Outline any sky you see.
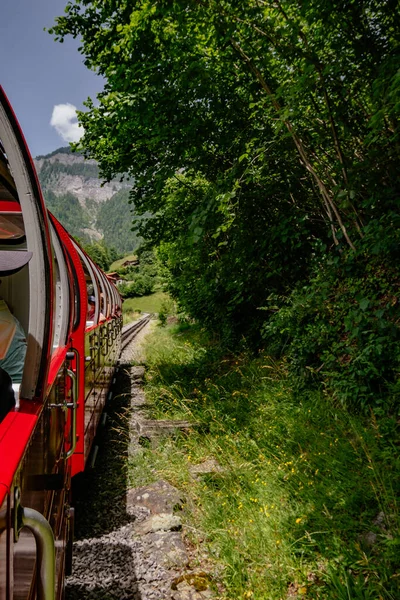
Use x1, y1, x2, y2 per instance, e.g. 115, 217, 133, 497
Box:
0, 0, 103, 157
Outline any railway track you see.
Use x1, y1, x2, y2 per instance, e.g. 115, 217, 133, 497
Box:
120, 314, 151, 354
67, 315, 208, 600
67, 319, 181, 600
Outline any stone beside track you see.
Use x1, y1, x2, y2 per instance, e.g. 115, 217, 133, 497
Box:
66, 323, 213, 600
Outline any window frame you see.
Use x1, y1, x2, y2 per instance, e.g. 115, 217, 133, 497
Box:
49, 221, 70, 350
73, 242, 100, 326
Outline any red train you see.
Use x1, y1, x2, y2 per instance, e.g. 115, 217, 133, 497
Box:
0, 87, 122, 599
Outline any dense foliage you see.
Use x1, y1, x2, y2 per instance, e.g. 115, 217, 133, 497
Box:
116, 250, 161, 297
39, 159, 99, 182
82, 239, 120, 271
51, 1, 400, 409
35, 146, 74, 160
263, 221, 400, 410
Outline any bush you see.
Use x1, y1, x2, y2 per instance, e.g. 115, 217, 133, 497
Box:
158, 297, 175, 326
118, 274, 154, 298
262, 227, 400, 412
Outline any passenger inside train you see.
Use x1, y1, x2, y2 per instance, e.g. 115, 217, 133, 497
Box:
87, 295, 96, 321
87, 293, 106, 324
99, 292, 106, 322
0, 249, 32, 421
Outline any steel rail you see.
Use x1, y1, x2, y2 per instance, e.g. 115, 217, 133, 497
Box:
120, 313, 151, 354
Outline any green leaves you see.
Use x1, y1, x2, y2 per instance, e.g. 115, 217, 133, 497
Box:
359, 298, 370, 312
50, 1, 400, 400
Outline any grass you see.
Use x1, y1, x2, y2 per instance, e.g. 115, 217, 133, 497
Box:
128, 322, 400, 600
108, 253, 137, 272
122, 292, 170, 324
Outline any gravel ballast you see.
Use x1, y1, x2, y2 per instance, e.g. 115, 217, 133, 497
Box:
66, 324, 212, 600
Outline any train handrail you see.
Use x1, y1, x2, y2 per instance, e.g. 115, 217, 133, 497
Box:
101, 325, 108, 356
65, 368, 78, 459
15, 488, 55, 600
89, 331, 99, 359
110, 320, 116, 342
0, 487, 56, 600
18, 508, 56, 600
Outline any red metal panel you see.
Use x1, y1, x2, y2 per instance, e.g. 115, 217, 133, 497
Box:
0, 408, 39, 507
0, 201, 21, 212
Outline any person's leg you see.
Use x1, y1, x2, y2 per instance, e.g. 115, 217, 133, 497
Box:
0, 367, 15, 423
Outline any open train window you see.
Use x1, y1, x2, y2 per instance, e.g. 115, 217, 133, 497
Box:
0, 232, 30, 393
110, 283, 116, 315
0, 212, 26, 244
49, 223, 70, 349
106, 277, 115, 316
0, 171, 33, 396
88, 260, 108, 321
0, 141, 18, 201
99, 270, 112, 318
69, 257, 81, 332
73, 242, 100, 326
105, 275, 115, 316
1, 89, 53, 400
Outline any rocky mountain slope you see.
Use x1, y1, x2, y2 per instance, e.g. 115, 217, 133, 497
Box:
34, 146, 130, 204
34, 147, 139, 253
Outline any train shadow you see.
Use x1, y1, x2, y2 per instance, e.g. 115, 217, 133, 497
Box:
66, 540, 140, 600
66, 364, 141, 600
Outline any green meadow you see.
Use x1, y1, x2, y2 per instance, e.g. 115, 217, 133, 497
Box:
127, 323, 399, 600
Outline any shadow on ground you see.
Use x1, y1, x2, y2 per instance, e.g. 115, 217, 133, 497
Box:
66, 365, 141, 600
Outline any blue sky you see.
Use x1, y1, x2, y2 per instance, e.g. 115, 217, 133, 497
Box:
0, 0, 102, 157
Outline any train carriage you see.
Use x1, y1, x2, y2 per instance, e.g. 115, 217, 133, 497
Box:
0, 86, 122, 600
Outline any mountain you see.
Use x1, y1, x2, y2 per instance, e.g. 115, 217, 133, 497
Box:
34, 146, 129, 204
34, 147, 140, 253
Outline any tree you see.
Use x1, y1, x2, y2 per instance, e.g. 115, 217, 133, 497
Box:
50, 0, 399, 249
50, 1, 400, 400
82, 239, 119, 271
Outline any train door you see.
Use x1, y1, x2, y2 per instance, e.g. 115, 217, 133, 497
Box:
104, 275, 119, 378
71, 243, 102, 464
49, 214, 88, 477
89, 265, 109, 432
97, 270, 113, 387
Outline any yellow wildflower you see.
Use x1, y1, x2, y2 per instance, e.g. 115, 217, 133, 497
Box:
299, 587, 307, 595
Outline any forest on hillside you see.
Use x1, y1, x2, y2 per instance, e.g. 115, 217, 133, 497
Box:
38, 161, 141, 256
39, 158, 100, 182
50, 1, 400, 411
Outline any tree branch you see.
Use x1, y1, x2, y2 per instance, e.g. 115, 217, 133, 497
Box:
229, 38, 356, 250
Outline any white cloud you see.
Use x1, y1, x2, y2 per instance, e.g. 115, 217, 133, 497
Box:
50, 103, 83, 143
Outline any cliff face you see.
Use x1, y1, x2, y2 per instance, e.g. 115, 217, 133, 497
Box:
34, 147, 138, 253
34, 147, 130, 205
